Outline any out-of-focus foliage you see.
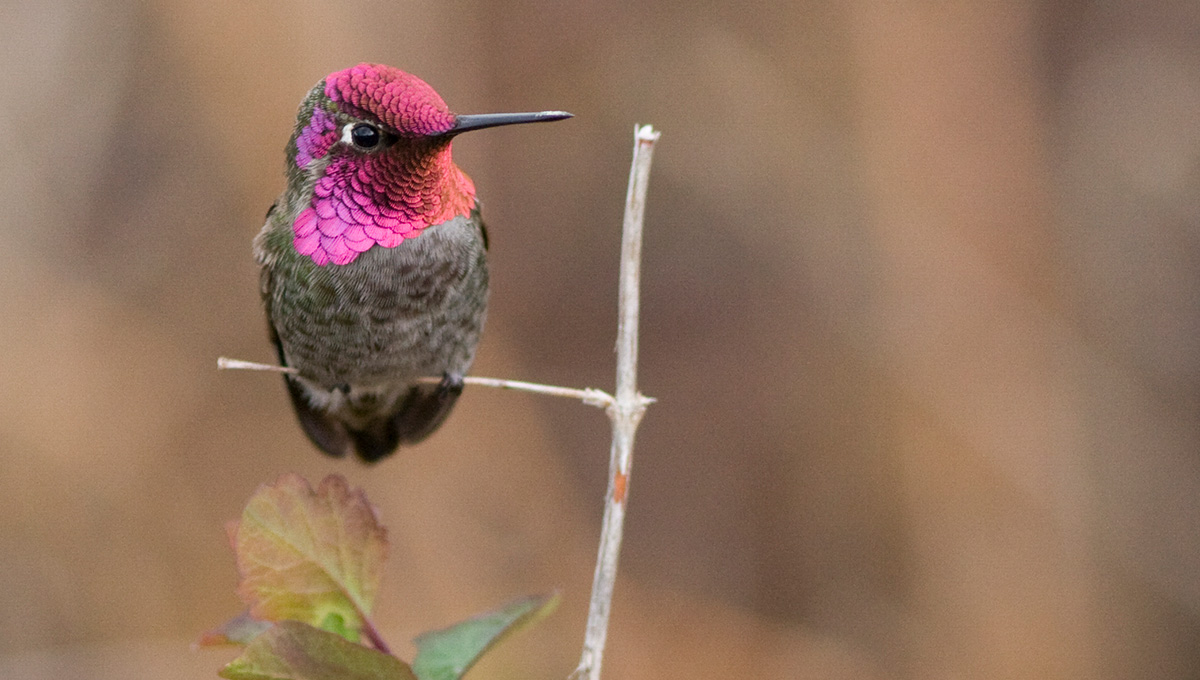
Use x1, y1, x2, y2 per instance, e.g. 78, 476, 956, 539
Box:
227, 474, 386, 643
207, 475, 551, 680
412, 593, 559, 680
220, 622, 416, 680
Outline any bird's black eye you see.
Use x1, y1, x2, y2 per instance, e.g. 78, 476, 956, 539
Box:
350, 123, 381, 149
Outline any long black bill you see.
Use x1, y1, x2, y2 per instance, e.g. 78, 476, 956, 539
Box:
449, 110, 573, 135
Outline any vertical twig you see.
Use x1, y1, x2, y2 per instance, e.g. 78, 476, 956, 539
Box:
571, 124, 660, 680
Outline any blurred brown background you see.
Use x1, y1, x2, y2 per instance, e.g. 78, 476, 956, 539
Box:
2, 1, 1199, 678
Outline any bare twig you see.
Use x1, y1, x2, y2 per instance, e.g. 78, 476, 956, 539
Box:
217, 357, 298, 374
571, 124, 659, 680
217, 357, 618, 407
416, 376, 615, 408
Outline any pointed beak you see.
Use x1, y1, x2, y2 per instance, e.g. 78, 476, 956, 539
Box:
448, 110, 573, 135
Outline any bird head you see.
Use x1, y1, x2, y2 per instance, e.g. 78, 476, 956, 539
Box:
282, 63, 570, 266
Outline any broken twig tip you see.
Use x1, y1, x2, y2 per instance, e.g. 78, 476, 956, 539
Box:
634, 124, 660, 142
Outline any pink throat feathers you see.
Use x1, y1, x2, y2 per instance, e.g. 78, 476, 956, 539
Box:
289, 64, 476, 266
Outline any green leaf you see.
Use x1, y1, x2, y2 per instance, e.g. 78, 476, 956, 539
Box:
228, 474, 388, 642
412, 593, 560, 680
220, 621, 416, 680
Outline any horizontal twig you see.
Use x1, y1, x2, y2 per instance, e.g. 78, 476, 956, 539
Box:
216, 356, 637, 409
414, 375, 616, 408
217, 357, 298, 374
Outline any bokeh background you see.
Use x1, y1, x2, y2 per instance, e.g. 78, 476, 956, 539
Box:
3, 1, 1200, 678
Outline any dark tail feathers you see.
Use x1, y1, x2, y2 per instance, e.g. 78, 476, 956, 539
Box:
283, 376, 463, 463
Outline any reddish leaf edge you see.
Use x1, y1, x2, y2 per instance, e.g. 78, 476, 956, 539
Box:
201, 474, 558, 678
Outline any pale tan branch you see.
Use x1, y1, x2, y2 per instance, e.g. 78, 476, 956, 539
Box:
415, 376, 616, 408
571, 123, 660, 680
217, 357, 625, 408
217, 357, 298, 374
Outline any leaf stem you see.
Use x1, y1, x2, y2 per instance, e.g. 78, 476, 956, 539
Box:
359, 614, 392, 656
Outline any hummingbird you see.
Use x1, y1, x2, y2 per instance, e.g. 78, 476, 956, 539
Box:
254, 63, 571, 462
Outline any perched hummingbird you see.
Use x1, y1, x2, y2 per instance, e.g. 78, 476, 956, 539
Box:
255, 63, 570, 462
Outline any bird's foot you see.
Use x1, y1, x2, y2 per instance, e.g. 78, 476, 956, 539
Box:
438, 372, 464, 399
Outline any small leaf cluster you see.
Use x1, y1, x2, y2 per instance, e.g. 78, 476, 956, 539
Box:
200, 474, 557, 680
